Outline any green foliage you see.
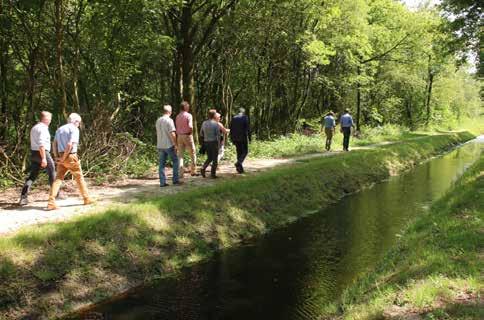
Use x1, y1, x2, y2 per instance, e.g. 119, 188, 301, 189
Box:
0, 0, 480, 186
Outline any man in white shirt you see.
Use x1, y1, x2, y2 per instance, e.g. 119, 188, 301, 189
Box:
156, 105, 181, 186
19, 111, 55, 206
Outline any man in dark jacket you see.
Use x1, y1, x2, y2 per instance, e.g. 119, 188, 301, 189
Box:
229, 108, 250, 173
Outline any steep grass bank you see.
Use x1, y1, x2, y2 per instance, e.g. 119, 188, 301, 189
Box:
323, 152, 483, 319
0, 132, 474, 319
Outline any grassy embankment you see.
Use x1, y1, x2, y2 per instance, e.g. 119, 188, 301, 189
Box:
0, 131, 475, 319
322, 152, 483, 319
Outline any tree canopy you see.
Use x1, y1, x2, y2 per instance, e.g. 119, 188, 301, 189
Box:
0, 0, 481, 182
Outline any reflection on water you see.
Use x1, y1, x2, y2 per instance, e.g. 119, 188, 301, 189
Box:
74, 139, 482, 320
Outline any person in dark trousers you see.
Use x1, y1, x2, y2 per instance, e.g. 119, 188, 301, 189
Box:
19, 111, 56, 206
229, 108, 250, 173
200, 109, 227, 178
340, 109, 355, 151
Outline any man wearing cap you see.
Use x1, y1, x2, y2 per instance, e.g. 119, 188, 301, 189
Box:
175, 101, 197, 178
47, 113, 93, 210
229, 108, 250, 173
19, 111, 56, 206
156, 105, 181, 187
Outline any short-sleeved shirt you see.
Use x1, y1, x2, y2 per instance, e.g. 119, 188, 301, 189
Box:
323, 115, 336, 128
340, 113, 354, 128
200, 120, 220, 142
55, 123, 80, 153
30, 123, 51, 152
156, 115, 176, 149
175, 111, 193, 135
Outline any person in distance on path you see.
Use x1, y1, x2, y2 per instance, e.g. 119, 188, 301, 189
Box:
340, 109, 355, 152
46, 113, 94, 210
323, 111, 336, 151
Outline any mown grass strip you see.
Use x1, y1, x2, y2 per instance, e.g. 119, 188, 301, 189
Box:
0, 131, 474, 319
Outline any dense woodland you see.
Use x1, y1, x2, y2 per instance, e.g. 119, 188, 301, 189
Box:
0, 0, 481, 185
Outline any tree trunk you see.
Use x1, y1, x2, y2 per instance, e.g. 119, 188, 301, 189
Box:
179, 4, 198, 142
424, 56, 434, 126
356, 66, 361, 132
0, 0, 8, 139
55, 0, 67, 119
72, 0, 84, 112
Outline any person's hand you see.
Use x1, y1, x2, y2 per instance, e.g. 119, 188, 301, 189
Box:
40, 158, 47, 168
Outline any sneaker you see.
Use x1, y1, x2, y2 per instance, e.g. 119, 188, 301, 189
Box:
200, 168, 206, 178
46, 204, 59, 211
19, 197, 28, 206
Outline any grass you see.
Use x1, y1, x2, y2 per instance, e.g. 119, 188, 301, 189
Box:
0, 131, 475, 319
322, 153, 483, 319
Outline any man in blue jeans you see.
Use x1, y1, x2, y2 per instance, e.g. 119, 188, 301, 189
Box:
156, 105, 181, 187
340, 109, 355, 151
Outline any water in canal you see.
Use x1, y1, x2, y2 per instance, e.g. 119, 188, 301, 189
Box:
75, 138, 482, 320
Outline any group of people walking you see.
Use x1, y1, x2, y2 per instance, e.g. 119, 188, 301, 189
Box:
19, 104, 352, 207
156, 102, 250, 186
19, 111, 93, 210
322, 109, 355, 152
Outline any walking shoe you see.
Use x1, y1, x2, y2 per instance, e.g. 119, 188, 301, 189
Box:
19, 197, 28, 207
160, 183, 169, 188
200, 168, 206, 178
210, 175, 218, 179
46, 204, 59, 211
83, 198, 96, 205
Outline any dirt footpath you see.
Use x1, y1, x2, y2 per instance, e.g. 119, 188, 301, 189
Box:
0, 152, 343, 236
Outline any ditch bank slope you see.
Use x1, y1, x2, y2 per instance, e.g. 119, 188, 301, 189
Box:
327, 145, 483, 320
0, 132, 474, 319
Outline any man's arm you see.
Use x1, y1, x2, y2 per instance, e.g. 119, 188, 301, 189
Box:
52, 140, 59, 159
39, 146, 47, 168
187, 114, 193, 134
60, 142, 73, 162
170, 131, 177, 149
245, 116, 251, 142
218, 122, 229, 134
